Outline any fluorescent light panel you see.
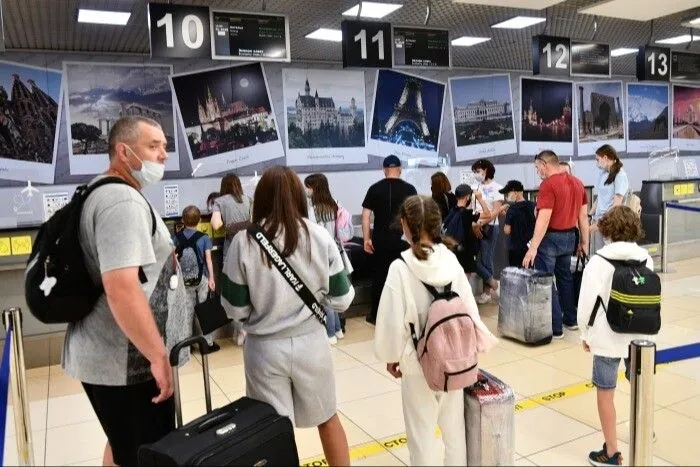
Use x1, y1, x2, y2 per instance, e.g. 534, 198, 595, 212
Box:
690, 16, 700, 24
77, 9, 131, 25
343, 2, 403, 19
451, 36, 491, 46
492, 16, 546, 29
655, 34, 700, 45
306, 28, 343, 42
610, 47, 638, 57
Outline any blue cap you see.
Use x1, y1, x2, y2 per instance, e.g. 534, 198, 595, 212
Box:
383, 155, 401, 168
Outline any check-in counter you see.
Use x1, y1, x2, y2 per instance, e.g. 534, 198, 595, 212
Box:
640, 178, 700, 244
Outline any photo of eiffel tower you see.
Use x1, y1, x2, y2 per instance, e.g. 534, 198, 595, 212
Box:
371, 70, 445, 154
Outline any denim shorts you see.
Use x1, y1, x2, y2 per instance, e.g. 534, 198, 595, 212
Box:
592, 356, 631, 389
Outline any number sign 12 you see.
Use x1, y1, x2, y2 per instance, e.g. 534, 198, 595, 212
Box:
533, 35, 570, 77
148, 3, 211, 59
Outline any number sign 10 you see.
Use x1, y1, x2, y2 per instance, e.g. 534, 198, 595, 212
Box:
156, 13, 205, 50
354, 29, 385, 60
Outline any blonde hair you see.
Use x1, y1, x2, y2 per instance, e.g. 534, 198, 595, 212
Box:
399, 195, 455, 260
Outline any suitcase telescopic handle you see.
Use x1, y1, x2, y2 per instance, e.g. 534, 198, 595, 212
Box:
170, 336, 213, 428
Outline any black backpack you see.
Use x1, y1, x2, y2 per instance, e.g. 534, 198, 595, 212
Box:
25, 177, 156, 324
175, 231, 205, 287
588, 256, 661, 334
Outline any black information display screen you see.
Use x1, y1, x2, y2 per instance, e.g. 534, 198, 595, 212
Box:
570, 41, 610, 77
210, 10, 290, 62
392, 26, 450, 68
671, 51, 700, 82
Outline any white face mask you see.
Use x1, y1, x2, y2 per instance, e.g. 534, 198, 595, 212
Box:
126, 145, 164, 187
474, 172, 485, 183
305, 188, 313, 199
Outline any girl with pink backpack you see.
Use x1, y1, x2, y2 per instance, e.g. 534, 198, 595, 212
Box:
374, 195, 497, 466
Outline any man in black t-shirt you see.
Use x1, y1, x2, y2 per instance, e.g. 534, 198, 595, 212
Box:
499, 180, 536, 267
361, 155, 417, 324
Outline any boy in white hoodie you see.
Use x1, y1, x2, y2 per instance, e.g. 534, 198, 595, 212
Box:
577, 206, 656, 466
374, 195, 498, 466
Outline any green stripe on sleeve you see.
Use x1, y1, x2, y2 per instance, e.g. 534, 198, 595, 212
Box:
329, 271, 351, 297
221, 274, 251, 307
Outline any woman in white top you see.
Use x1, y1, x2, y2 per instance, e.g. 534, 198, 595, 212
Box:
471, 159, 504, 304
374, 195, 497, 466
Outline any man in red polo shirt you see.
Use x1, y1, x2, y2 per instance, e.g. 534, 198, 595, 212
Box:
523, 150, 589, 339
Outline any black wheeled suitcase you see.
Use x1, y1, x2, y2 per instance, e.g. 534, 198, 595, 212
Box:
138, 336, 299, 466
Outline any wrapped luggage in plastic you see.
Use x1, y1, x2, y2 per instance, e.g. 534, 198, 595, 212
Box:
498, 267, 553, 345
464, 370, 515, 466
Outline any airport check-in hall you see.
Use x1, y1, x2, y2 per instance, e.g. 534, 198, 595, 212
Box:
0, 0, 699, 466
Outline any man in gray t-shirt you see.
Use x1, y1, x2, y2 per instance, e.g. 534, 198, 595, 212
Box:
62, 116, 191, 466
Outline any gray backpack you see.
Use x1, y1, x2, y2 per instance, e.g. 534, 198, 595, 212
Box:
175, 231, 204, 287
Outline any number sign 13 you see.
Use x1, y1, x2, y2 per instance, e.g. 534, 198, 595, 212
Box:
342, 20, 392, 68
636, 46, 670, 82
532, 35, 571, 77
148, 3, 211, 59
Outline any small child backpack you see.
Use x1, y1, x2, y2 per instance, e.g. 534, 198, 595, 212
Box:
588, 256, 661, 334
335, 203, 354, 243
405, 265, 479, 391
175, 231, 205, 287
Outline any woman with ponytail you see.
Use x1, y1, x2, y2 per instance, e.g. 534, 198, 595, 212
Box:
590, 144, 630, 253
373, 195, 497, 466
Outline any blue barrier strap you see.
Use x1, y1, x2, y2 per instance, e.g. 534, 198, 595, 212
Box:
666, 203, 700, 214
0, 322, 13, 466
657, 342, 700, 364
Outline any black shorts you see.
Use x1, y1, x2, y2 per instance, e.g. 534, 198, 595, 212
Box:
82, 379, 175, 466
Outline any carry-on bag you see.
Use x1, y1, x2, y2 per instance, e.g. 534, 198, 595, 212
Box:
498, 267, 554, 345
464, 370, 515, 466
138, 336, 299, 466
571, 254, 587, 310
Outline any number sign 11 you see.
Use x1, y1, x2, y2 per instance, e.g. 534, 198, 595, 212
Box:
341, 20, 392, 68
148, 3, 211, 59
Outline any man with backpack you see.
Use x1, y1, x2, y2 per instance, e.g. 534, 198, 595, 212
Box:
174, 205, 218, 352
60, 116, 192, 466
443, 184, 491, 275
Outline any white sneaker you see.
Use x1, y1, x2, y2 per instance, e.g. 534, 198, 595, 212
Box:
476, 293, 492, 304
236, 330, 247, 346
329, 336, 338, 345
564, 324, 579, 331
335, 330, 345, 340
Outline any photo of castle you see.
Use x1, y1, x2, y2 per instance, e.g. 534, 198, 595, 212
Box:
172, 63, 279, 161
0, 62, 61, 165
521, 78, 573, 143
65, 63, 177, 162
283, 68, 365, 151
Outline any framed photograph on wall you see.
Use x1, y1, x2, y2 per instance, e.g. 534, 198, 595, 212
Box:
575, 80, 625, 156
282, 68, 367, 167
0, 60, 63, 184
671, 84, 700, 152
519, 77, 574, 156
448, 74, 516, 162
64, 62, 180, 175
170, 62, 284, 177
626, 82, 669, 154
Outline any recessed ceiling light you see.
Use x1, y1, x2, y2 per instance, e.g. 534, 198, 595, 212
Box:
77, 9, 131, 26
343, 2, 403, 19
690, 16, 700, 24
610, 47, 638, 57
451, 36, 491, 47
306, 28, 343, 42
491, 16, 546, 29
655, 34, 700, 45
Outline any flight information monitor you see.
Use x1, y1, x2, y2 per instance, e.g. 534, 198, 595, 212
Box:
210, 10, 290, 62
392, 26, 450, 68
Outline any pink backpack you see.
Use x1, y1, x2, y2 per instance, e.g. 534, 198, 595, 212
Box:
410, 281, 479, 392
335, 204, 354, 243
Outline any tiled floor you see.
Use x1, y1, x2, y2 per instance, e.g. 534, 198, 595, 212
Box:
4, 257, 700, 466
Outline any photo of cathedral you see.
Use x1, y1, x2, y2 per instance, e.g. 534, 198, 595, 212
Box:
283, 68, 366, 154
521, 78, 573, 143
172, 63, 279, 161
0, 61, 62, 166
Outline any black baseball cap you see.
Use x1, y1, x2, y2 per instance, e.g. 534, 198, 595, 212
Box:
383, 155, 401, 168
455, 184, 473, 198
499, 180, 525, 195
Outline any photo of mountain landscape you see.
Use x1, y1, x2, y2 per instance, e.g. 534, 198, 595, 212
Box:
626, 83, 669, 153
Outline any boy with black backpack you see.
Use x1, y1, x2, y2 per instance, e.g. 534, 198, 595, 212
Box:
577, 206, 660, 466
443, 184, 491, 275
174, 206, 218, 352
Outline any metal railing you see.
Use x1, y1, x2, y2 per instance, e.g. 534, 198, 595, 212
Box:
628, 340, 655, 466
2, 308, 34, 466
660, 202, 700, 273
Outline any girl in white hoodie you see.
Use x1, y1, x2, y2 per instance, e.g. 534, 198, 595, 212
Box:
577, 206, 655, 467
374, 195, 498, 466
